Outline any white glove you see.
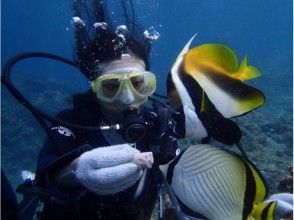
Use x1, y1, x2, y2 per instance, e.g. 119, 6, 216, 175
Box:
75, 143, 153, 195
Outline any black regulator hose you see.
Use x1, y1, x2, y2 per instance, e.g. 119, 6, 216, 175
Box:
1, 52, 103, 132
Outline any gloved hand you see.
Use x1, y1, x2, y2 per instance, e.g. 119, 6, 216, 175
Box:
75, 143, 154, 195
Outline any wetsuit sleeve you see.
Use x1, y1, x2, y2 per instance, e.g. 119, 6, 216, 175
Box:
36, 110, 93, 201
37, 110, 82, 172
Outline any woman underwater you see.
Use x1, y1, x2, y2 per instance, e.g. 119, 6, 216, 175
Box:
36, 1, 181, 219
3, 0, 293, 220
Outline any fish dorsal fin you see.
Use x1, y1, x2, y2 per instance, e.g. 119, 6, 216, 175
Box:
172, 34, 198, 73
183, 44, 239, 74
167, 35, 198, 110
177, 33, 198, 61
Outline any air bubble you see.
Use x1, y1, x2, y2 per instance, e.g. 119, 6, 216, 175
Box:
115, 25, 128, 35
93, 22, 108, 30
121, 53, 131, 60
117, 34, 126, 43
143, 26, 160, 41
71, 17, 86, 27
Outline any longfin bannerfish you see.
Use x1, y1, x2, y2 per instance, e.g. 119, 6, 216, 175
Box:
160, 144, 276, 220
167, 35, 265, 143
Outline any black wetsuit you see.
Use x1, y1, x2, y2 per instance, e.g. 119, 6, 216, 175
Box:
35, 91, 181, 220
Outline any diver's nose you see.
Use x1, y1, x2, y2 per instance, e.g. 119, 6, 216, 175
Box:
119, 88, 135, 104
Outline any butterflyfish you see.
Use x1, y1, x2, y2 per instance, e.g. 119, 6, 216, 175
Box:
160, 144, 277, 220
167, 35, 265, 145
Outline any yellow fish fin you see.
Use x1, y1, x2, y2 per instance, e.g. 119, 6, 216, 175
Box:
250, 201, 277, 220
183, 43, 239, 74
234, 54, 261, 81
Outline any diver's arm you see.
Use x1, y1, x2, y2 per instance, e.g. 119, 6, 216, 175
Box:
54, 159, 81, 188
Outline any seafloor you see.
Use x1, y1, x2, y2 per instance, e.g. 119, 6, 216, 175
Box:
2, 74, 293, 217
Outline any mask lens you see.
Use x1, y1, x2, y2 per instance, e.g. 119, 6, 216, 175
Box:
129, 72, 156, 96
130, 75, 145, 93
101, 78, 120, 98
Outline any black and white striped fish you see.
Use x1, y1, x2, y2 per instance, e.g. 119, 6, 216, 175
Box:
166, 35, 265, 145
160, 144, 277, 220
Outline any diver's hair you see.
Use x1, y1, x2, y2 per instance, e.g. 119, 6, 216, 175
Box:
73, 0, 151, 80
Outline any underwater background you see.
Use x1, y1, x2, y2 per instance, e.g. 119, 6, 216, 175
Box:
1, 0, 293, 204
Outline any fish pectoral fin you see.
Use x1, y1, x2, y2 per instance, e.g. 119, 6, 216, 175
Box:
234, 54, 261, 81
200, 90, 207, 113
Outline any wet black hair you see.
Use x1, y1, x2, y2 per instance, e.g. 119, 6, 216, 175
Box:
73, 0, 151, 80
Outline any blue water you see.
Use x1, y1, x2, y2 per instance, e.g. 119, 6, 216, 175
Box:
2, 0, 293, 200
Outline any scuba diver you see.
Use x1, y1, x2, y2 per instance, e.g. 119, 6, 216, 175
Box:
34, 1, 181, 219
3, 0, 293, 220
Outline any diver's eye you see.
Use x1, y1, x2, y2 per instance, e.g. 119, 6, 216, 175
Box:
130, 76, 145, 93
101, 79, 120, 97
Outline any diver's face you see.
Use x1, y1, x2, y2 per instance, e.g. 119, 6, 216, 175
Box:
91, 56, 153, 112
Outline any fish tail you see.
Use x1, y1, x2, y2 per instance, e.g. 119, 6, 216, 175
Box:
237, 54, 261, 81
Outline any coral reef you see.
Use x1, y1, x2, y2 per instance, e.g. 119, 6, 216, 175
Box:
277, 166, 293, 193
1, 73, 75, 195
233, 94, 293, 193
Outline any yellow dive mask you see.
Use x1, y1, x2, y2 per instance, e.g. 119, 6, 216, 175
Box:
91, 71, 156, 104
